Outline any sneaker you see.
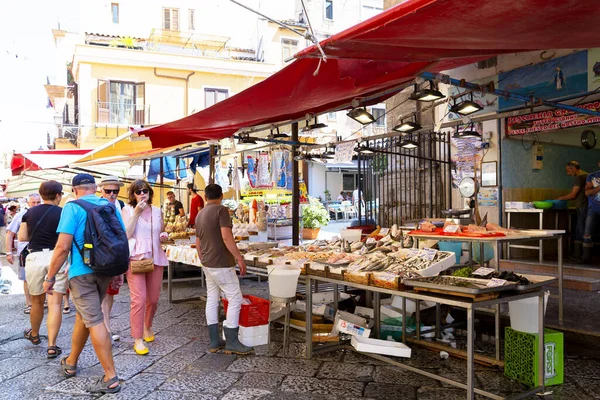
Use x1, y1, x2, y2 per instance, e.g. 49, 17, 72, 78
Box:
112, 334, 120, 342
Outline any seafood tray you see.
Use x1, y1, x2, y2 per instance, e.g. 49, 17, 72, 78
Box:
404, 276, 519, 296
343, 270, 371, 286
312, 258, 352, 267
307, 263, 329, 278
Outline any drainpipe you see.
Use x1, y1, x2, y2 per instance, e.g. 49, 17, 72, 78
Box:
153, 68, 195, 116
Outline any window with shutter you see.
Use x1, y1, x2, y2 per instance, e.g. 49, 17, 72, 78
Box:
325, 0, 333, 20
163, 8, 179, 31
281, 39, 298, 63
205, 88, 229, 109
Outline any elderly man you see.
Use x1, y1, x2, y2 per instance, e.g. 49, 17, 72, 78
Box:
556, 161, 588, 259
43, 174, 122, 394
5, 193, 41, 313
98, 176, 125, 342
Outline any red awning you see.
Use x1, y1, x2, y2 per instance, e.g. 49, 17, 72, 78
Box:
11, 149, 92, 175
140, 0, 600, 149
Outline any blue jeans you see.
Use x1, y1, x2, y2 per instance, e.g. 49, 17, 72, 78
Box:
575, 206, 588, 242
583, 209, 600, 242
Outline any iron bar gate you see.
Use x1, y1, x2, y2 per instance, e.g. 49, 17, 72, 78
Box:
358, 131, 451, 227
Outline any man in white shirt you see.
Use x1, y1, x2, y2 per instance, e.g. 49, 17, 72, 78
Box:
5, 193, 41, 313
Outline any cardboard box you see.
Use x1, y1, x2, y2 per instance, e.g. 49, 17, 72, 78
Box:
351, 336, 411, 358
334, 311, 371, 338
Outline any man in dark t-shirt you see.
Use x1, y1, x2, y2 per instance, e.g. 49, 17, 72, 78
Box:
557, 161, 588, 258
164, 191, 184, 225
195, 184, 253, 355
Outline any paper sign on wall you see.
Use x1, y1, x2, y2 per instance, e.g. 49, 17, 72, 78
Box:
334, 141, 356, 164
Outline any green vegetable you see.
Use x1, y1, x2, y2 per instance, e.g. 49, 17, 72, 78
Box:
452, 267, 473, 278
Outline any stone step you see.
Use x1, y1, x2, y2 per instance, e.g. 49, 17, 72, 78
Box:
500, 267, 600, 291
500, 259, 600, 280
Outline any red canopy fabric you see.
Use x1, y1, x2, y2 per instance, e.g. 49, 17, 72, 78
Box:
11, 149, 92, 175
140, 0, 600, 149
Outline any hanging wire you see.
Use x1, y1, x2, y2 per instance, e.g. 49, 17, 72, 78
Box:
300, 0, 327, 74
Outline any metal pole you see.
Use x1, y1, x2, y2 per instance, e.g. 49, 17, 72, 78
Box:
558, 235, 563, 325
467, 306, 475, 400
292, 122, 300, 245
357, 150, 362, 224
160, 157, 165, 207
209, 145, 215, 184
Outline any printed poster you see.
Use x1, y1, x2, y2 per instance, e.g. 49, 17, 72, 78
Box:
477, 188, 498, 207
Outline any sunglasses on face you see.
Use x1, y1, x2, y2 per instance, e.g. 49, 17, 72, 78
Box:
135, 188, 150, 195
103, 189, 119, 194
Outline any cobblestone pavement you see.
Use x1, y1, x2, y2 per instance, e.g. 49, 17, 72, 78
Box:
1, 261, 599, 399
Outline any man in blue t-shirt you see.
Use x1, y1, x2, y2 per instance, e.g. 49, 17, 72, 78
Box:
43, 174, 123, 394
582, 162, 600, 263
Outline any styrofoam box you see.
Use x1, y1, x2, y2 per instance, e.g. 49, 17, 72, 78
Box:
351, 336, 412, 358
505, 202, 534, 209
312, 291, 351, 304
240, 335, 269, 347
222, 324, 270, 347
393, 249, 455, 277
335, 311, 371, 338
270, 303, 296, 321
391, 296, 436, 313
354, 306, 374, 319
295, 300, 329, 317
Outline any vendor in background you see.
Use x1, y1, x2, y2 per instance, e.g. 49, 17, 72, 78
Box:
336, 191, 345, 202
187, 183, 204, 228
582, 161, 600, 263
556, 161, 588, 259
163, 191, 185, 225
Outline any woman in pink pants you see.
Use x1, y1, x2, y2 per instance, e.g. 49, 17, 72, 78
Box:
122, 180, 169, 355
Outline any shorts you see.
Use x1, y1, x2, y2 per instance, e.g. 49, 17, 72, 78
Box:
69, 274, 111, 328
25, 250, 69, 295
106, 274, 124, 295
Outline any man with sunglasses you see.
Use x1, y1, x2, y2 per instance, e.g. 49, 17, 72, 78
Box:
98, 176, 125, 342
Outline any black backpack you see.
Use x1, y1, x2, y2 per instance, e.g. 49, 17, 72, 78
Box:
72, 199, 130, 276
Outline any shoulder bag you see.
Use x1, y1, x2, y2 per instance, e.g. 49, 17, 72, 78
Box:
130, 206, 155, 274
19, 206, 56, 267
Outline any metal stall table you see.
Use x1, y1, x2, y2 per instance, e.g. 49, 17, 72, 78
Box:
304, 274, 551, 400
408, 231, 564, 326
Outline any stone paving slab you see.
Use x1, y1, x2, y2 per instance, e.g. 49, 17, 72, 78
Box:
275, 342, 344, 361
280, 375, 365, 397
316, 361, 374, 382
227, 355, 322, 376
220, 387, 274, 400
145, 349, 205, 375
183, 352, 237, 372
364, 382, 417, 399
98, 372, 169, 400
0, 365, 68, 400
144, 391, 218, 400
157, 322, 209, 338
33, 393, 97, 400
234, 372, 286, 389
0, 356, 48, 383
372, 365, 440, 387
416, 387, 466, 400
45, 376, 99, 396
159, 371, 241, 395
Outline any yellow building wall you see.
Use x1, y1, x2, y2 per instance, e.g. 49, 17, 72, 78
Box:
79, 63, 266, 149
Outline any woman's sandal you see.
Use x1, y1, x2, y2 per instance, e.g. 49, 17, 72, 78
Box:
62, 306, 71, 314
24, 328, 41, 345
24, 305, 31, 314
47, 345, 62, 359
60, 356, 77, 378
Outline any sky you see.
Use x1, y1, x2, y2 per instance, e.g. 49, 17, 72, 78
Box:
0, 0, 79, 154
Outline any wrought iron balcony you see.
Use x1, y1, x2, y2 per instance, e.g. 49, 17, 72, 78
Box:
96, 101, 147, 125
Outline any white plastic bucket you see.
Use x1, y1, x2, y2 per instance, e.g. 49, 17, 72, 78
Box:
508, 291, 550, 334
341, 229, 362, 243
267, 265, 301, 299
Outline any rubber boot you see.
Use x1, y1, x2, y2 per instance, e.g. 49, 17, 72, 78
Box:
579, 243, 593, 264
573, 242, 582, 260
208, 324, 226, 353
223, 327, 254, 355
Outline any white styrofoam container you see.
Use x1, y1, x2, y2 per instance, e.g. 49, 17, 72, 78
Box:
335, 311, 371, 338
381, 305, 402, 319
270, 303, 296, 321
239, 324, 269, 338
351, 336, 412, 358
391, 296, 436, 313
354, 306, 374, 319
240, 334, 269, 346
392, 249, 455, 277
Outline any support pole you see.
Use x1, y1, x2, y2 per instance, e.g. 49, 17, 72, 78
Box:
159, 157, 165, 207
209, 145, 215, 184
292, 122, 300, 245
357, 150, 362, 225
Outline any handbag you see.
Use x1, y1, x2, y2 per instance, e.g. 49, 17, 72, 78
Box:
130, 206, 155, 274
19, 206, 55, 267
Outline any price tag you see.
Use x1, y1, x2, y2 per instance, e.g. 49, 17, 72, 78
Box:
407, 248, 422, 258
472, 267, 495, 276
443, 224, 461, 233
422, 248, 437, 261
486, 278, 507, 287
379, 228, 390, 236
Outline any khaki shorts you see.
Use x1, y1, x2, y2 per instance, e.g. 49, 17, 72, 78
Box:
69, 274, 111, 328
25, 250, 68, 295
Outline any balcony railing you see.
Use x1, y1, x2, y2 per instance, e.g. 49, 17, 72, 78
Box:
96, 101, 147, 126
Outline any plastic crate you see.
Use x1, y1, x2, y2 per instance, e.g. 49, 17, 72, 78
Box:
222, 295, 270, 327
504, 327, 564, 387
